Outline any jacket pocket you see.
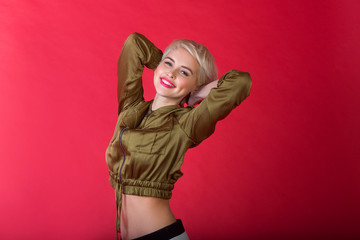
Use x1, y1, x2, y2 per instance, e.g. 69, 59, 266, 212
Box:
134, 129, 170, 154
126, 118, 173, 155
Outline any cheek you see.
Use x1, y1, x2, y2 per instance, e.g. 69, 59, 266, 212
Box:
154, 67, 159, 76
189, 77, 198, 90
154, 67, 162, 81
180, 78, 197, 91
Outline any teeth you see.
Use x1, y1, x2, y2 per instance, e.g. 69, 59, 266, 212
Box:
162, 78, 175, 87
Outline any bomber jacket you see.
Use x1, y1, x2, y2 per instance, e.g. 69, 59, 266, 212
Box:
105, 32, 252, 233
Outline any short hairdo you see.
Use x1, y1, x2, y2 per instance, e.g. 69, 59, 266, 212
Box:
162, 39, 218, 88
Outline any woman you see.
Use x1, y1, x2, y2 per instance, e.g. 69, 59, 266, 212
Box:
106, 32, 252, 240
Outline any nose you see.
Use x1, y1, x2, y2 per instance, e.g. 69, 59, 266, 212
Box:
167, 70, 176, 78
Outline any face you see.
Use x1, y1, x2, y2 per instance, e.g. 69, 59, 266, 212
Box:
154, 48, 199, 105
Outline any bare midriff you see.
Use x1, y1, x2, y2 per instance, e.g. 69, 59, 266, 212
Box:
120, 193, 176, 240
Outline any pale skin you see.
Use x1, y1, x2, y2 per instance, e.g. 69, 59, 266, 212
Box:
152, 48, 199, 111
120, 47, 217, 240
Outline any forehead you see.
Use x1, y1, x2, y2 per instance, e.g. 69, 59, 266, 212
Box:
166, 48, 199, 70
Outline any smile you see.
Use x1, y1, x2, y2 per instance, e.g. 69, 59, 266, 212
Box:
160, 77, 176, 88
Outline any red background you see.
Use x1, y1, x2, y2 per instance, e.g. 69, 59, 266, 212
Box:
1, 0, 359, 239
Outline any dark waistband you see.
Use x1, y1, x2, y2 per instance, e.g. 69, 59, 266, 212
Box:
132, 219, 185, 240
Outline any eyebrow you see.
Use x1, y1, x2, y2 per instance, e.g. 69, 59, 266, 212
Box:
165, 57, 194, 75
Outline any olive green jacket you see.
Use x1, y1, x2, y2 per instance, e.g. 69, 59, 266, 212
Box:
105, 32, 252, 233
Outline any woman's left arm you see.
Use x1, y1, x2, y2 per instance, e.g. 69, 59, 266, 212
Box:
179, 70, 252, 145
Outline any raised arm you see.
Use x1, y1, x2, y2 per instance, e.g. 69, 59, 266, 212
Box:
117, 32, 163, 114
179, 70, 252, 145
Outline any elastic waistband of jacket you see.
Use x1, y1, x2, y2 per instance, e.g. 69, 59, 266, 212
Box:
109, 171, 173, 199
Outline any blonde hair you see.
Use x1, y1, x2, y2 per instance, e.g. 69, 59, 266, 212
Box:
162, 39, 218, 88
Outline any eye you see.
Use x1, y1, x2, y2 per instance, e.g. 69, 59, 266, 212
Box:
180, 70, 189, 77
164, 61, 172, 67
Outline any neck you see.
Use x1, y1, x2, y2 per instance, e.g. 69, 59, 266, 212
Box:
152, 94, 180, 111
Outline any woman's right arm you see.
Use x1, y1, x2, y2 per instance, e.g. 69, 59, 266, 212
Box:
117, 33, 163, 114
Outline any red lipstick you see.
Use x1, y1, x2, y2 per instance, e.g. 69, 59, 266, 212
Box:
160, 77, 176, 88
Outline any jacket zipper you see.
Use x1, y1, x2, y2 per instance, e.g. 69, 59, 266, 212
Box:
140, 110, 153, 128
118, 127, 128, 192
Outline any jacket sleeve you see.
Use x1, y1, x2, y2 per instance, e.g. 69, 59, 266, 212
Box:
117, 32, 163, 114
179, 70, 252, 145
